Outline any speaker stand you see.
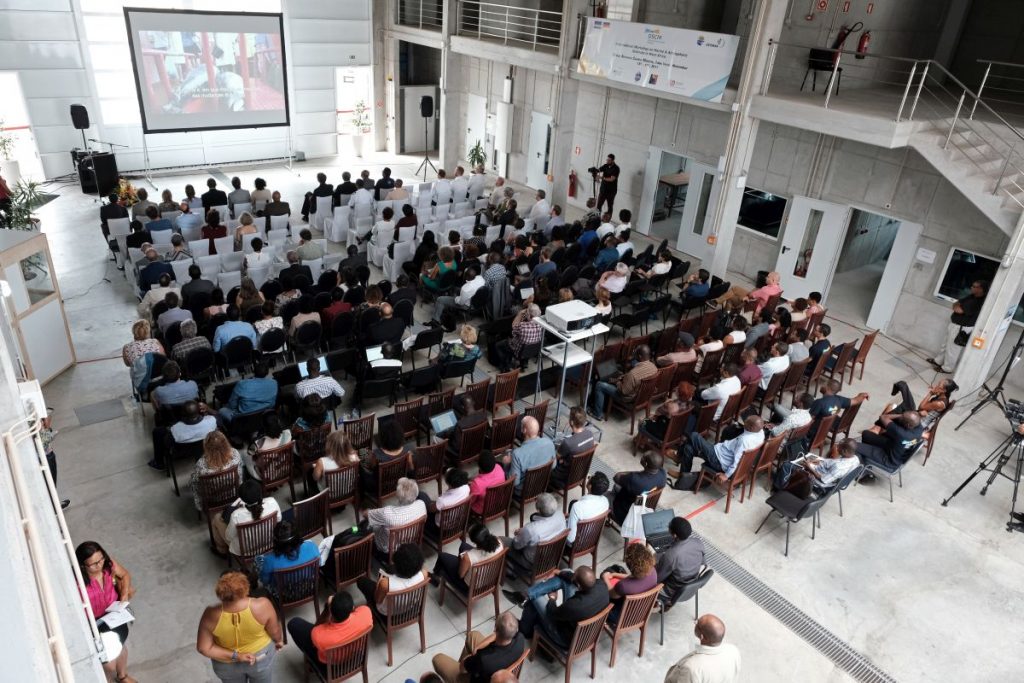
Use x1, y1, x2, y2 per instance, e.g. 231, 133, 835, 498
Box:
415, 116, 437, 181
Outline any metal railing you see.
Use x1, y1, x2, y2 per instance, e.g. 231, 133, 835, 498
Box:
395, 0, 444, 31
761, 40, 1024, 210
456, 0, 562, 52
974, 59, 1024, 117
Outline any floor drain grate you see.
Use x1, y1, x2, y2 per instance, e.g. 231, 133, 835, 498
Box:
700, 536, 898, 683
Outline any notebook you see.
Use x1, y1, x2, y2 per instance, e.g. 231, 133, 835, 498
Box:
429, 409, 458, 434
298, 355, 328, 378
641, 508, 675, 553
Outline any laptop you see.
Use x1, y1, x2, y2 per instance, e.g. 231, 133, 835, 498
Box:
595, 359, 621, 380
365, 345, 384, 363
641, 508, 676, 553
516, 262, 531, 276
298, 355, 328, 378
429, 409, 458, 435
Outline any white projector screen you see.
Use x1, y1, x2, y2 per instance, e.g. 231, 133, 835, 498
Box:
124, 8, 289, 134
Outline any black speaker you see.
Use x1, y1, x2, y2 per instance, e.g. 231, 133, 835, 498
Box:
70, 104, 90, 130
74, 151, 119, 196
420, 96, 434, 118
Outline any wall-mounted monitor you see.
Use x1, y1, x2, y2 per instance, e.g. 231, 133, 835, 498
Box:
934, 246, 1023, 323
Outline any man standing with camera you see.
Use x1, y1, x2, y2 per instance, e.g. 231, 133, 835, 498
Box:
592, 153, 620, 215
927, 279, 988, 374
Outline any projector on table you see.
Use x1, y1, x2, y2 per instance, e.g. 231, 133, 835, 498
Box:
544, 301, 600, 333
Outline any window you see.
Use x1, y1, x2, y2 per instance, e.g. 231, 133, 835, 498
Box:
737, 188, 787, 239
935, 247, 1024, 323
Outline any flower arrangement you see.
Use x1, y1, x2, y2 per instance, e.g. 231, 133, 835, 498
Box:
116, 177, 139, 206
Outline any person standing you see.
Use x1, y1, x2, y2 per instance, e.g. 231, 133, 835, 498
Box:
927, 280, 988, 374
76, 541, 137, 683
594, 153, 620, 215
197, 571, 282, 682
663, 614, 741, 683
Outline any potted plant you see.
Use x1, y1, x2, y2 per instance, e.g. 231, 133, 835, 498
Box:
351, 101, 372, 158
3, 179, 43, 231
0, 119, 20, 186
467, 139, 486, 169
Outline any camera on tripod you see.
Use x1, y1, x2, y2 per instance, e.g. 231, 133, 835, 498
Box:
1006, 399, 1024, 424
587, 166, 599, 176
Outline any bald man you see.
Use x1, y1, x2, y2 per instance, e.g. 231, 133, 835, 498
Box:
664, 614, 741, 683
431, 611, 526, 683
366, 302, 406, 346
503, 416, 555, 495
675, 415, 765, 487
489, 672, 518, 683
515, 566, 610, 651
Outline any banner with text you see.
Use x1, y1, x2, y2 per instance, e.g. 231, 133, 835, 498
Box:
578, 18, 740, 103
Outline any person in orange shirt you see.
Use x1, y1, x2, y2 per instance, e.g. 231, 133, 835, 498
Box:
287, 591, 372, 675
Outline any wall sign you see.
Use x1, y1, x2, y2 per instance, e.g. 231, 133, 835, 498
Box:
577, 18, 741, 103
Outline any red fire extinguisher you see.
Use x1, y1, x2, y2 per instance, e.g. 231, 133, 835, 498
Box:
568, 169, 578, 198
856, 30, 871, 59
830, 21, 863, 63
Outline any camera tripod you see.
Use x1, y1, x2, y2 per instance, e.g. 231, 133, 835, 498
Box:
941, 429, 1024, 533
955, 325, 1024, 431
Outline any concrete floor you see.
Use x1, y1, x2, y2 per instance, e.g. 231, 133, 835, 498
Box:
32, 152, 1024, 683
827, 261, 886, 327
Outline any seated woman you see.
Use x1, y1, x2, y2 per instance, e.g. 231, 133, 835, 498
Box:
722, 316, 748, 346
245, 412, 292, 480
188, 430, 243, 511
422, 468, 471, 538
313, 431, 360, 487
356, 542, 429, 621
405, 231, 438, 280
594, 286, 612, 318
288, 295, 320, 337
122, 319, 164, 368
360, 420, 412, 492
601, 542, 658, 624
254, 299, 284, 336
233, 212, 259, 250
202, 209, 228, 255
205, 288, 229, 320
634, 249, 672, 279
293, 394, 329, 432
235, 277, 265, 317
256, 521, 320, 591
77, 541, 137, 683
788, 297, 810, 326
634, 384, 696, 454
434, 324, 482, 368
430, 522, 503, 592
421, 246, 457, 292
875, 379, 957, 432
212, 479, 282, 556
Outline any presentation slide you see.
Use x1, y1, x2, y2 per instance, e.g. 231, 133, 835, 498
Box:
124, 8, 289, 134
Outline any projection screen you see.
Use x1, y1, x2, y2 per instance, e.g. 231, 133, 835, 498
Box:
124, 8, 289, 134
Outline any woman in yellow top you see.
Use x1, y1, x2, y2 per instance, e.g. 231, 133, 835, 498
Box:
197, 571, 283, 682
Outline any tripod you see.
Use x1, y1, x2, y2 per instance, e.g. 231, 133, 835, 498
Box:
955, 325, 1024, 431
416, 115, 437, 182
941, 428, 1024, 533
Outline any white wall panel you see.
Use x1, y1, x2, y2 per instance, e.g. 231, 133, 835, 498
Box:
295, 90, 336, 114
0, 11, 77, 39
291, 112, 337, 135
19, 70, 92, 99
33, 126, 90, 154
0, 0, 71, 11
289, 19, 372, 42
291, 43, 369, 66
26, 97, 97, 127
291, 66, 335, 90
0, 41, 83, 70
287, 0, 370, 20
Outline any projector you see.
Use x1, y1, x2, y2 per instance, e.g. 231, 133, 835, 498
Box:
544, 301, 600, 333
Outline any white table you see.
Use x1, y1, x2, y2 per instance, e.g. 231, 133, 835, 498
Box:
534, 318, 601, 437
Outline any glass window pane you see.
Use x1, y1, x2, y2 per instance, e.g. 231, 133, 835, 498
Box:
737, 188, 787, 239
84, 16, 128, 43
794, 209, 823, 278
692, 172, 714, 236
20, 251, 54, 306
93, 71, 135, 98
89, 44, 132, 71
99, 99, 141, 125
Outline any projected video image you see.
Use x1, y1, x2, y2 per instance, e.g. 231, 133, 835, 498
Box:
138, 30, 284, 114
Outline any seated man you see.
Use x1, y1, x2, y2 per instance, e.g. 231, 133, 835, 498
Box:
181, 264, 215, 304
301, 172, 333, 221
156, 291, 192, 334
144, 204, 172, 232
736, 348, 762, 387
718, 270, 782, 314
287, 591, 372, 677
566, 472, 610, 547
802, 379, 869, 438
757, 342, 791, 391
432, 611, 526, 683
295, 357, 345, 401
767, 392, 814, 452
433, 267, 486, 326
655, 517, 705, 596
171, 319, 212, 364
365, 477, 427, 560
164, 233, 192, 262
365, 303, 405, 346
150, 361, 199, 410
697, 363, 742, 423
218, 362, 278, 423
510, 566, 610, 651
279, 251, 314, 290
674, 415, 765, 488
657, 332, 698, 367
296, 229, 325, 261
550, 407, 595, 488
775, 437, 862, 497
137, 250, 175, 300
501, 416, 555, 495
609, 452, 667, 525
857, 411, 925, 474
503, 493, 566, 577
150, 399, 216, 470
806, 323, 833, 372
439, 396, 489, 453
787, 329, 810, 362
590, 344, 658, 422
212, 305, 258, 353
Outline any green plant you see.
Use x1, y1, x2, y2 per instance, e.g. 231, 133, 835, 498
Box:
467, 139, 486, 168
0, 119, 14, 161
351, 101, 371, 133
3, 180, 43, 230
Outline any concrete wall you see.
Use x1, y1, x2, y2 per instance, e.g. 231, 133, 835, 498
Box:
836, 209, 900, 273
949, 0, 1024, 92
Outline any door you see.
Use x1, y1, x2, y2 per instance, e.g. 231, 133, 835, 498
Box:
465, 94, 486, 164
526, 111, 552, 190
676, 162, 719, 261
866, 221, 922, 331
776, 197, 851, 300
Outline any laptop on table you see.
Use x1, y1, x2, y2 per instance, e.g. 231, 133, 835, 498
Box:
429, 409, 458, 435
642, 508, 676, 553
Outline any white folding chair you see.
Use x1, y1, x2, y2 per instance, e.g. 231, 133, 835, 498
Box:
220, 252, 244, 273
453, 202, 471, 219
348, 218, 372, 252
241, 233, 262, 253
253, 199, 267, 213
303, 258, 323, 276
314, 195, 333, 230
383, 239, 415, 282
485, 225, 501, 244
108, 217, 131, 268
218, 271, 242, 291
397, 226, 416, 243
432, 204, 450, 221
196, 255, 221, 281
353, 202, 373, 224
269, 214, 290, 231
151, 230, 174, 246
180, 223, 203, 242
163, 210, 182, 225
233, 202, 252, 219
474, 198, 489, 211
211, 205, 229, 221
226, 216, 240, 231
267, 229, 290, 250
170, 259, 193, 283
247, 265, 271, 289
314, 238, 328, 254
214, 236, 235, 255
188, 240, 210, 257
323, 206, 350, 243
323, 253, 343, 272
374, 200, 394, 222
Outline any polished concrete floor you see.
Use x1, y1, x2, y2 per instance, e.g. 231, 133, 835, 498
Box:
33, 152, 1024, 682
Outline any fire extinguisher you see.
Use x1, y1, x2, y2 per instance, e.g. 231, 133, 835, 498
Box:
568, 169, 578, 198
856, 30, 871, 59
830, 21, 863, 63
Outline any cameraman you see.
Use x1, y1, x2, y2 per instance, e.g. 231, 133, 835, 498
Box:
593, 154, 621, 214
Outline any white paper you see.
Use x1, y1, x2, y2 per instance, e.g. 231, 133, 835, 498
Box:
97, 603, 135, 629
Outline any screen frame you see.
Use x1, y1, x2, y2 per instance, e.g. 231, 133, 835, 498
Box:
123, 7, 290, 134
932, 245, 997, 303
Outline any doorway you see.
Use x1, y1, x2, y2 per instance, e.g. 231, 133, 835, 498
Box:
335, 66, 374, 157
397, 41, 441, 155
526, 111, 552, 192
640, 149, 719, 262
0, 72, 45, 183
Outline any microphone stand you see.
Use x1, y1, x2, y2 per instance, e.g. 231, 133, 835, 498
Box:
88, 139, 129, 153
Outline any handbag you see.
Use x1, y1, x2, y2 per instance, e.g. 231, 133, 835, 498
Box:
620, 491, 650, 542
954, 326, 969, 347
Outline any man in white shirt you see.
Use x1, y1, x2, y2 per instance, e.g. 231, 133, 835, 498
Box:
701, 364, 742, 421
528, 189, 551, 223
347, 179, 375, 211
675, 415, 765, 483
615, 209, 633, 237
664, 614, 741, 683
243, 238, 273, 272
566, 472, 610, 544
450, 166, 469, 203
757, 341, 791, 391
615, 228, 635, 257
488, 177, 506, 208
468, 164, 487, 200
596, 213, 616, 240
770, 392, 813, 439
432, 169, 452, 206
432, 266, 485, 324
366, 206, 396, 268
138, 272, 181, 319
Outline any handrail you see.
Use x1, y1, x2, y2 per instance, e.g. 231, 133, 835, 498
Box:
977, 59, 1024, 69
456, 0, 563, 51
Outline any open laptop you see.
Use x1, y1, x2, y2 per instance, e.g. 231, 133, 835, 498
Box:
429, 409, 458, 435
595, 359, 621, 380
365, 345, 384, 363
641, 508, 676, 553
298, 355, 328, 378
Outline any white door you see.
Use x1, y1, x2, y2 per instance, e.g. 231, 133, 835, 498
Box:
776, 197, 851, 300
676, 162, 719, 261
465, 94, 486, 163
526, 111, 552, 189
866, 221, 922, 331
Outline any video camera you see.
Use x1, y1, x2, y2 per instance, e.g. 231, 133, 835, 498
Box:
1005, 399, 1024, 424
587, 166, 600, 176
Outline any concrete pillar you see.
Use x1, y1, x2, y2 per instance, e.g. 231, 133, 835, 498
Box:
703, 0, 791, 277
548, 0, 589, 207
372, 0, 392, 154
953, 214, 1024, 395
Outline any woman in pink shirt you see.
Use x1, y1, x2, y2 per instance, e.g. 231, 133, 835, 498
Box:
468, 451, 507, 515
76, 541, 137, 683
